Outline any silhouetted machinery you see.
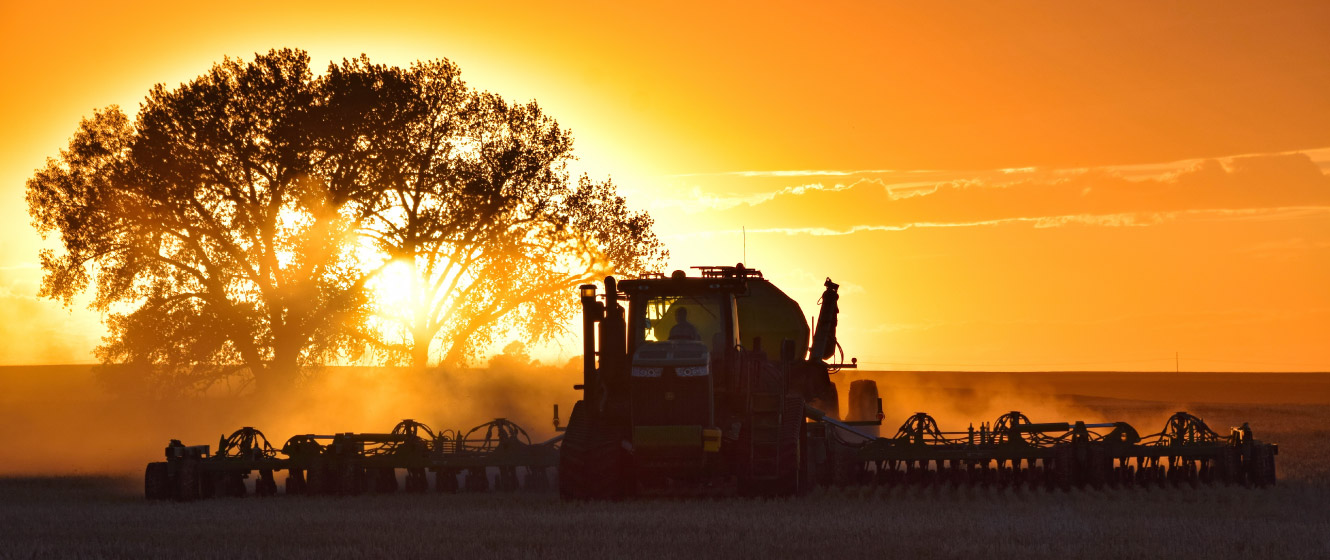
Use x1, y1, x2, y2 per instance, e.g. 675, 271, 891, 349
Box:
145, 265, 1278, 500
559, 265, 1278, 498
145, 418, 558, 500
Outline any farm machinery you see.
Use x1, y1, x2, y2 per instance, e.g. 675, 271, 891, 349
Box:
560, 265, 1278, 497
145, 265, 1279, 500
145, 418, 558, 500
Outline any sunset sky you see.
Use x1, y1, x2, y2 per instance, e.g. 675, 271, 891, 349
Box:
2, 1, 1327, 371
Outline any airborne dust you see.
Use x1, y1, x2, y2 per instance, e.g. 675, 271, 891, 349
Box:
2, 352, 1324, 476
0, 347, 579, 476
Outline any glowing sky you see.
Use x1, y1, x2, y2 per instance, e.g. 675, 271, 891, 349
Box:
2, 1, 1328, 370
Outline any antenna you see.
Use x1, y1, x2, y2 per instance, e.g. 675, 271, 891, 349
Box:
742, 226, 746, 265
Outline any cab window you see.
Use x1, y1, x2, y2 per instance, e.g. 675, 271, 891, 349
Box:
637, 295, 725, 353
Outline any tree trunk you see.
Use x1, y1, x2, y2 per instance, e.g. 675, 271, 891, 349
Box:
256, 342, 301, 398
410, 328, 432, 369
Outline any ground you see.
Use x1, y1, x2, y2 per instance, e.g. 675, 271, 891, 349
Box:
1, 371, 1327, 559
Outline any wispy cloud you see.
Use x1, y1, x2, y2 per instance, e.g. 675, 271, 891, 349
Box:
670, 146, 1330, 182
663, 206, 1330, 239
666, 169, 924, 178
659, 151, 1330, 235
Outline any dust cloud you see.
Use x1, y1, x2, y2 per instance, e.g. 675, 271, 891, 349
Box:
3, 360, 1319, 476
0, 355, 579, 476
837, 370, 1193, 437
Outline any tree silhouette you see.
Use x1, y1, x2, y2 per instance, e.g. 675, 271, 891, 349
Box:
27, 49, 665, 394
347, 60, 665, 367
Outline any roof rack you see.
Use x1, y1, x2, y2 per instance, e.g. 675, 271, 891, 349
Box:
691, 264, 763, 280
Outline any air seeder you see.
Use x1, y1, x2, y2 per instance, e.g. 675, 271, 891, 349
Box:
145, 265, 1278, 500
558, 265, 1278, 498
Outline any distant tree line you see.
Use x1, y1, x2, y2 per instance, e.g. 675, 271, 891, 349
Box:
26, 49, 665, 396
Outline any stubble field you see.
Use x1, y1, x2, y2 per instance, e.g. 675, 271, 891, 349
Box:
1, 370, 1328, 559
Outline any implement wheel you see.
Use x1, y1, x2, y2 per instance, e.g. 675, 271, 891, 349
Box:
464, 467, 490, 492
307, 463, 334, 495
285, 470, 307, 495
524, 467, 550, 492
145, 462, 170, 500
174, 459, 201, 501
405, 468, 428, 493
1250, 445, 1276, 487
558, 400, 630, 500
1052, 446, 1075, 492
497, 467, 520, 492
221, 473, 247, 497
370, 468, 398, 494
435, 469, 459, 493
256, 470, 278, 497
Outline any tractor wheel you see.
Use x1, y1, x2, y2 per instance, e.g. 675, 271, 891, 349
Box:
558, 400, 629, 500
829, 440, 862, 488
795, 400, 811, 496
145, 462, 170, 500
776, 396, 806, 496
740, 396, 806, 497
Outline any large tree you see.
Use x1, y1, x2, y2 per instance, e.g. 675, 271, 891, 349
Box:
345, 60, 665, 367
27, 49, 664, 394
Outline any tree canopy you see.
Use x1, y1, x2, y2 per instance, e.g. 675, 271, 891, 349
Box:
26, 49, 665, 395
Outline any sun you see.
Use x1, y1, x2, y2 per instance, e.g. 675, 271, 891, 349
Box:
370, 259, 416, 316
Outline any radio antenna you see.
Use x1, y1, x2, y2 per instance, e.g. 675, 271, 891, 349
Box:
742, 226, 747, 265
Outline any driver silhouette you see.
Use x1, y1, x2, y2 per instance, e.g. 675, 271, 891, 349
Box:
668, 307, 700, 341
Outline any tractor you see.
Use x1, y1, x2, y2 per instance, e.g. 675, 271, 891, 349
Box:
558, 264, 852, 498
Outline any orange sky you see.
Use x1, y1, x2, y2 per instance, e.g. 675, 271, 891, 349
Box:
2, 1, 1328, 371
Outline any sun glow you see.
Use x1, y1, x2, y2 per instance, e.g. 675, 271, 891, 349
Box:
370, 259, 416, 318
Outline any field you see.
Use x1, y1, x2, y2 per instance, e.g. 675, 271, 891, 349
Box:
1, 369, 1328, 559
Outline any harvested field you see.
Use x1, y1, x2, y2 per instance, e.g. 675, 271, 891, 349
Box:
1, 369, 1327, 559
1, 476, 1328, 559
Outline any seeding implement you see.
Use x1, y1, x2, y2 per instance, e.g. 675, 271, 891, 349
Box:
813, 407, 1278, 489
145, 418, 558, 500
145, 265, 1278, 500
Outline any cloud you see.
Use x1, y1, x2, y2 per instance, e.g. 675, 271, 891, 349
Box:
666, 169, 918, 178
682, 152, 1330, 233
662, 206, 1330, 241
